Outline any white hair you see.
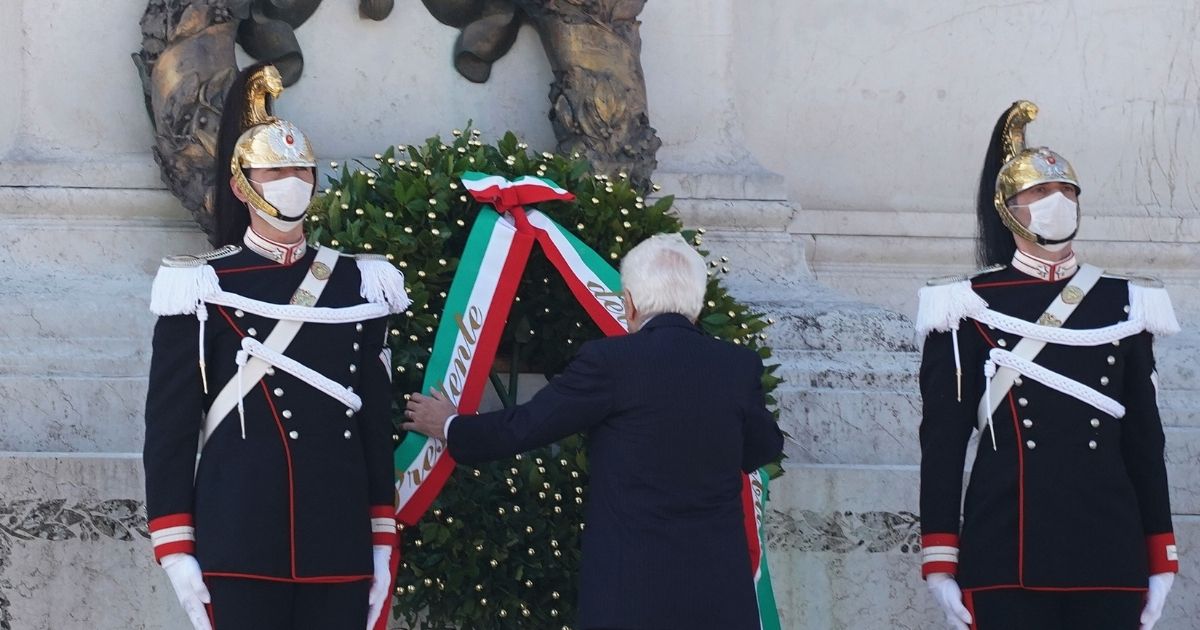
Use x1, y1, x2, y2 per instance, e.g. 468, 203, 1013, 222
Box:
620, 233, 708, 322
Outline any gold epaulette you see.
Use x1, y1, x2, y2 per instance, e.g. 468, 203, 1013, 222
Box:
925, 264, 1006, 287
161, 245, 242, 268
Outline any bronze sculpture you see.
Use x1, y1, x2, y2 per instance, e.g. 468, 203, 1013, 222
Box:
422, 0, 662, 186
133, 1, 394, 237
134, 0, 659, 241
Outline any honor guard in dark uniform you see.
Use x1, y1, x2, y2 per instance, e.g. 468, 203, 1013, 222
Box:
143, 64, 408, 630
916, 101, 1181, 630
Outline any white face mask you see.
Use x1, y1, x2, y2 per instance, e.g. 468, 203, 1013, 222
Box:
250, 176, 313, 229
1016, 191, 1079, 252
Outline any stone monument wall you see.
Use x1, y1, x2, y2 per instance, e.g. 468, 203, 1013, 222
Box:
1, 1, 1197, 628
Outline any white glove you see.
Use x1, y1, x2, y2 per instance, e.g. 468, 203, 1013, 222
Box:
1139, 572, 1175, 630
926, 573, 972, 630
160, 553, 212, 630
366, 544, 393, 630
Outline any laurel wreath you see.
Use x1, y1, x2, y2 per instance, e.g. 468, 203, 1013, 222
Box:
307, 126, 782, 629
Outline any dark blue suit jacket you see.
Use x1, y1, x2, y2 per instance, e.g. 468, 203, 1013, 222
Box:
448, 313, 784, 630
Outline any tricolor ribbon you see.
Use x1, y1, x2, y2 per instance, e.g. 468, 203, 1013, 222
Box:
391, 171, 779, 627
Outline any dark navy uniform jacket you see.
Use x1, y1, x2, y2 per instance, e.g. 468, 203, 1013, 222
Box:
447, 313, 784, 630
143, 243, 399, 582
919, 265, 1178, 592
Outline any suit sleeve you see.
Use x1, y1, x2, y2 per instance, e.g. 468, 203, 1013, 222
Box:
142, 313, 205, 563
447, 340, 612, 464
357, 315, 398, 547
918, 328, 978, 578
740, 353, 784, 472
1120, 331, 1178, 574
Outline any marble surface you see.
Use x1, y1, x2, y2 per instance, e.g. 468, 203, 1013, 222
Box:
3, 457, 1197, 630
3, 1, 1200, 626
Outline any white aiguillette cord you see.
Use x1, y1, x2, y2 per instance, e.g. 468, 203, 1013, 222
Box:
976, 263, 1104, 450
202, 246, 340, 446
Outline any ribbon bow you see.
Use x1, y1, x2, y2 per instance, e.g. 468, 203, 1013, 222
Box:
460, 171, 575, 216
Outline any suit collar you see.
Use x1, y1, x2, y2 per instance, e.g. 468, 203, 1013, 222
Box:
639, 312, 701, 334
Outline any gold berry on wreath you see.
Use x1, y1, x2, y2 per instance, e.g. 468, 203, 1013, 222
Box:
306, 125, 783, 629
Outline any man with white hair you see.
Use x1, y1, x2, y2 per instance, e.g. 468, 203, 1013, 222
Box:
402, 232, 784, 630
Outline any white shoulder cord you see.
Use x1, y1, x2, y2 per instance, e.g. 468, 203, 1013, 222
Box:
984, 348, 1125, 420
205, 291, 390, 323
196, 302, 210, 393
973, 308, 1143, 346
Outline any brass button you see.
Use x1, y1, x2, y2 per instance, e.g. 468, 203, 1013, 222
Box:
344, 430, 353, 439
1100, 376, 1110, 386
1018, 398, 1029, 407
1088, 440, 1098, 450
289, 430, 299, 440
282, 410, 293, 419
1091, 418, 1101, 428
1023, 419, 1033, 429
274, 388, 284, 397
1026, 440, 1037, 450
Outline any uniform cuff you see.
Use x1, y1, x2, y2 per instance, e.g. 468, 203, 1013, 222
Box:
1147, 533, 1179, 574
149, 513, 195, 562
921, 533, 960, 578
370, 505, 398, 546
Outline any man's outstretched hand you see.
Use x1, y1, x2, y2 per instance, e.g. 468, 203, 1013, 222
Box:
401, 389, 457, 440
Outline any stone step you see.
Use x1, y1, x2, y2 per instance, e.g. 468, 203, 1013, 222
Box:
751, 294, 918, 354
0, 376, 146, 452
0, 455, 1194, 630
0, 195, 207, 274
0, 336, 149, 377
0, 272, 155, 341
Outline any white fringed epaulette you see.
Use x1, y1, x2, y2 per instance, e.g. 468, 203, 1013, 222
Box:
149, 251, 229, 316
355, 254, 412, 314
914, 265, 1002, 335
1113, 274, 1181, 336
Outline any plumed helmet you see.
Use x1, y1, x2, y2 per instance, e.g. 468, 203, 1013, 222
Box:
228, 65, 316, 220
991, 100, 1081, 245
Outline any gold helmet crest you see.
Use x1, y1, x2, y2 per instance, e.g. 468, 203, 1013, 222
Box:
992, 100, 1081, 243
229, 65, 316, 219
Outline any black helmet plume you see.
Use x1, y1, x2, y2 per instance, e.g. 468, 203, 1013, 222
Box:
976, 105, 1017, 267
213, 62, 275, 247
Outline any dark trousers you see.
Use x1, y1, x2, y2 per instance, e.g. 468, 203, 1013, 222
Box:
964, 588, 1144, 630
205, 577, 371, 630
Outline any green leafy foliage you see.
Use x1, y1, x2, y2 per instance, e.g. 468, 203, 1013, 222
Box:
307, 126, 782, 629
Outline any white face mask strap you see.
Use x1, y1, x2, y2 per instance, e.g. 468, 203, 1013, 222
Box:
252, 205, 306, 231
